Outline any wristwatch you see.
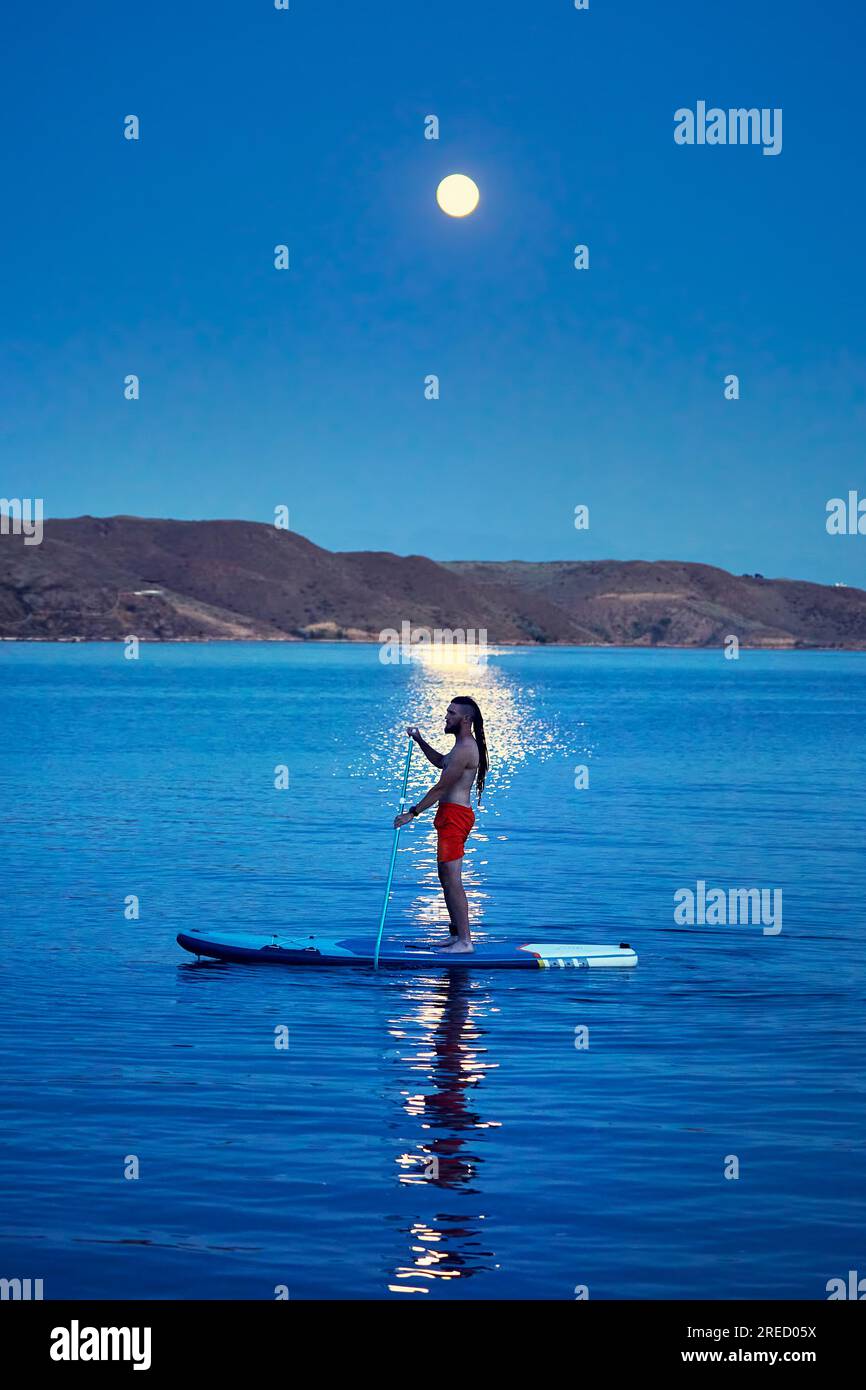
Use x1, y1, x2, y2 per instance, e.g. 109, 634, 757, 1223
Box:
409, 805, 419, 817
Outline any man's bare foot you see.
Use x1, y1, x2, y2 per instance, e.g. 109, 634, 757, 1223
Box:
438, 939, 474, 954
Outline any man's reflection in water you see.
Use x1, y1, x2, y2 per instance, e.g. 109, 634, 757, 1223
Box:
388, 970, 501, 1294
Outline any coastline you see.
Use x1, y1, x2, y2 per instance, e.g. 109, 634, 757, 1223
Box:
4, 636, 866, 652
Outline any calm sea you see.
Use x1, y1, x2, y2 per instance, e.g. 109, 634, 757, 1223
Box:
1, 642, 863, 1299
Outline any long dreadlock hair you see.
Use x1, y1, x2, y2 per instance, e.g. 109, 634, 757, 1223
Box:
452, 696, 488, 801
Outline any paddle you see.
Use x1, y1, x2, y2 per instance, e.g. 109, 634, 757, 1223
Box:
373, 735, 414, 970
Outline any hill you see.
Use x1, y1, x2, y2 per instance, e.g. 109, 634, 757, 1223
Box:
1, 516, 863, 647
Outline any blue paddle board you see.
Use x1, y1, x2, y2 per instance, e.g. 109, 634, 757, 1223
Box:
176, 929, 637, 970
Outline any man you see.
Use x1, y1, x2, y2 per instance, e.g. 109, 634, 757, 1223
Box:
394, 696, 488, 954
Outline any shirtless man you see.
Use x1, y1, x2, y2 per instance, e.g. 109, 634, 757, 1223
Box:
393, 696, 488, 954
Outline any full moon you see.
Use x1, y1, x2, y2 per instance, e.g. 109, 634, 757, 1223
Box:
436, 173, 480, 218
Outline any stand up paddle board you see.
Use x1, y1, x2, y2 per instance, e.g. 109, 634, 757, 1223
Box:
176, 929, 637, 970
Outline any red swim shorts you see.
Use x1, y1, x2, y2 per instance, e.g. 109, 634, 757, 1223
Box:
434, 802, 475, 863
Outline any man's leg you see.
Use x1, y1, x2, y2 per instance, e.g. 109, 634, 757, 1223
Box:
437, 858, 473, 951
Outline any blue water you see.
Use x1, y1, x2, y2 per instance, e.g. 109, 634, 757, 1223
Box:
1, 643, 864, 1300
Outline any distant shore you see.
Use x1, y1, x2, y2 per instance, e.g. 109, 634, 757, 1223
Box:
3, 636, 864, 652
3, 515, 865, 649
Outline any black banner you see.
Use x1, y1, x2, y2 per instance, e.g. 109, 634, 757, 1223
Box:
2, 1299, 861, 1374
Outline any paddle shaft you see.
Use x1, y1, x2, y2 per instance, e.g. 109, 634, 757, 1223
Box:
373, 737, 414, 970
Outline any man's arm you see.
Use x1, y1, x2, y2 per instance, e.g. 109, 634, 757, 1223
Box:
408, 726, 444, 769
394, 748, 471, 828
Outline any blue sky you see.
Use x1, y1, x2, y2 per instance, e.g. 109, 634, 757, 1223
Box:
2, 0, 865, 584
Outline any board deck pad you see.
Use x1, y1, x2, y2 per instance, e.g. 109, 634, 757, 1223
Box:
176, 929, 638, 970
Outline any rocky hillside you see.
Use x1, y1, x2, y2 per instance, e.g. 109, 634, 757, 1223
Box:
0, 516, 863, 647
